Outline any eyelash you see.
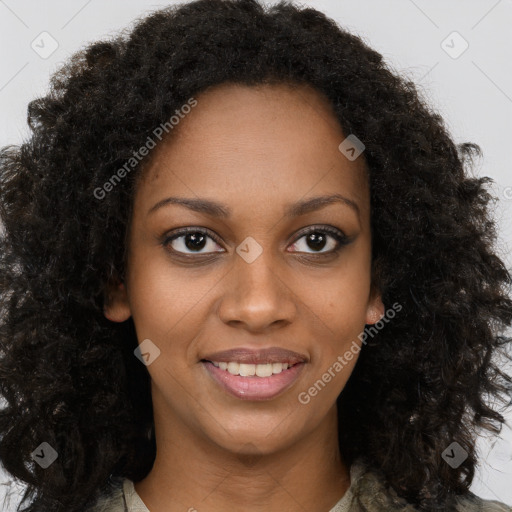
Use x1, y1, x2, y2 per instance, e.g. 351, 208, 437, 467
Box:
161, 225, 351, 261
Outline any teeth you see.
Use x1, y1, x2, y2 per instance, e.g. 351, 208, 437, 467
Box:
239, 363, 256, 376
212, 361, 291, 377
256, 363, 273, 377
272, 362, 283, 374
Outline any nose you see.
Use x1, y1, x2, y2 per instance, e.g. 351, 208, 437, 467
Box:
217, 247, 297, 333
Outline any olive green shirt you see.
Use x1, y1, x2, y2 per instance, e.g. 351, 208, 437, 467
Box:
88, 458, 511, 511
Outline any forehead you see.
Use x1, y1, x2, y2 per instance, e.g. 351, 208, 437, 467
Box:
135, 82, 370, 221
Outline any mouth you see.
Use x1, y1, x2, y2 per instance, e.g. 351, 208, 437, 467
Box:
202, 360, 299, 377
201, 359, 305, 401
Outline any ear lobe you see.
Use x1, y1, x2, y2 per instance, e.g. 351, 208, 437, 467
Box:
103, 281, 131, 322
365, 287, 385, 325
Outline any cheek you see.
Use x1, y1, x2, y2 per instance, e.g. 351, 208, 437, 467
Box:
126, 249, 228, 371
309, 267, 371, 329
302, 265, 371, 364
126, 251, 204, 345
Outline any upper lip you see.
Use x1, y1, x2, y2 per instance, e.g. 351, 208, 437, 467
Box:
201, 347, 308, 365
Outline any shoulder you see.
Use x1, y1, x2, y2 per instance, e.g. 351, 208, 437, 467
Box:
347, 459, 512, 512
84, 476, 126, 512
84, 468, 512, 512
454, 492, 512, 512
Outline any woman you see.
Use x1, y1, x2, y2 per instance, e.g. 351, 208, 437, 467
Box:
1, 1, 511, 511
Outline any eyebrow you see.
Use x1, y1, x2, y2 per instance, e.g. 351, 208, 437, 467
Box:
147, 193, 360, 220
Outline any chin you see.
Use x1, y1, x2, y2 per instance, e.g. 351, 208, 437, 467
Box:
208, 421, 300, 456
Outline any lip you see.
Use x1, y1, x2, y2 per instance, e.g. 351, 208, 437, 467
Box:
201, 347, 308, 365
202, 360, 305, 401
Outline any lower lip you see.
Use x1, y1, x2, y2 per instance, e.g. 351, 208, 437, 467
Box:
202, 361, 305, 401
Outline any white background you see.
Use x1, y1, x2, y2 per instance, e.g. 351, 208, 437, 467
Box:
0, 0, 511, 509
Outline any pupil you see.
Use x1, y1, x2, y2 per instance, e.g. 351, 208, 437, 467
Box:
182, 232, 327, 252
185, 232, 206, 251
308, 232, 326, 251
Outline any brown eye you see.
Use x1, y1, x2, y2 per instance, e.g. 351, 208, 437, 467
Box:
288, 226, 350, 255
164, 228, 224, 255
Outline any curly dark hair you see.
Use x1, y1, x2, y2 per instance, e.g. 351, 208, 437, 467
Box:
1, 0, 511, 510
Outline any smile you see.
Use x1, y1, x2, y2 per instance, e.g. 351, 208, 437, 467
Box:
211, 361, 290, 377
202, 360, 305, 401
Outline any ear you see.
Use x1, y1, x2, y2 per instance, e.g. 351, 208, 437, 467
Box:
365, 284, 385, 325
103, 280, 132, 322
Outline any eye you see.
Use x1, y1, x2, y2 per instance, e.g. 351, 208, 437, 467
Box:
288, 225, 350, 255
162, 225, 351, 258
163, 227, 224, 255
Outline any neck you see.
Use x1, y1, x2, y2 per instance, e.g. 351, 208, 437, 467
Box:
134, 404, 351, 512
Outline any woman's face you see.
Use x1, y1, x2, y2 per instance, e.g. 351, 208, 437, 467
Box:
106, 82, 384, 456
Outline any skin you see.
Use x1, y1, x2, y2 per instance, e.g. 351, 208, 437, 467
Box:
105, 82, 384, 512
